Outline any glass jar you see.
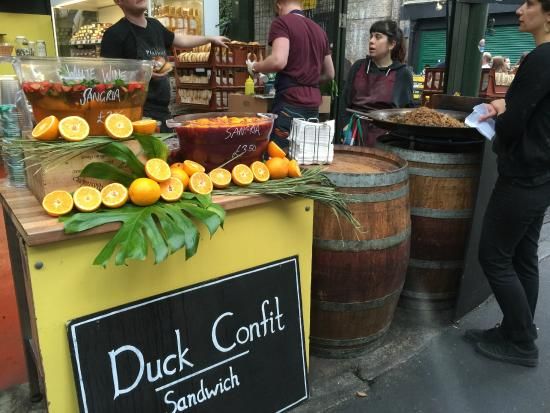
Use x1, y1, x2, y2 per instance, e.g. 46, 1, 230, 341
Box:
28, 41, 36, 56
36, 40, 47, 57
15, 36, 30, 56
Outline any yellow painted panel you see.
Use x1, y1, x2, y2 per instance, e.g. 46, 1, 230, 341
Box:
0, 13, 56, 75
26, 198, 313, 413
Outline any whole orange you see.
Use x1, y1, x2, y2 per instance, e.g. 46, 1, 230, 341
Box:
265, 157, 289, 179
128, 178, 161, 206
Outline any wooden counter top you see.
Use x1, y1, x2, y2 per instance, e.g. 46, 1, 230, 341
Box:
0, 180, 272, 247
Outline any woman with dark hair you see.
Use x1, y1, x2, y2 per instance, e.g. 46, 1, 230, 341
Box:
465, 0, 550, 367
341, 20, 413, 146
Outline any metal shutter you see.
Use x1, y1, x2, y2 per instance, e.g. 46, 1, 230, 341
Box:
414, 29, 446, 74
484, 25, 535, 65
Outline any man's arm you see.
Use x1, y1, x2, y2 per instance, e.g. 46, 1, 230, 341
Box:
319, 54, 335, 84
251, 37, 289, 73
172, 34, 229, 49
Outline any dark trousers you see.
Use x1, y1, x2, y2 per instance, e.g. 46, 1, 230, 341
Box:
478, 176, 550, 343
271, 104, 319, 150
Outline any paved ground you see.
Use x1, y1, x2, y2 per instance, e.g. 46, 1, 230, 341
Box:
2, 222, 550, 413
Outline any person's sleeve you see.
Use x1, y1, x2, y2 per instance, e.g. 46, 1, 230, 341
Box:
158, 20, 175, 50
495, 49, 550, 143
268, 19, 289, 46
394, 67, 414, 108
100, 28, 122, 58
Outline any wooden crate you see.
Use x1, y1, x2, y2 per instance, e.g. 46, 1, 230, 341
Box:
25, 140, 143, 202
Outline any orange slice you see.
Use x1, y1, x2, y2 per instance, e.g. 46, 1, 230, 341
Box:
182, 159, 206, 177
160, 177, 184, 201
231, 164, 254, 187
101, 182, 129, 208
73, 186, 102, 212
188, 172, 213, 195
267, 141, 286, 158
105, 113, 133, 139
132, 119, 157, 135
145, 158, 171, 183
59, 116, 89, 141
32, 115, 59, 141
265, 157, 289, 179
288, 159, 302, 178
251, 161, 270, 183
170, 166, 190, 189
42, 190, 74, 217
209, 168, 232, 189
128, 177, 161, 206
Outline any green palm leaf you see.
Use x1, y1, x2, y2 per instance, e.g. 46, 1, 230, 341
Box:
62, 195, 225, 267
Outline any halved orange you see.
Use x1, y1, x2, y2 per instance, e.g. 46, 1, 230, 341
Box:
42, 190, 74, 217
59, 116, 90, 141
128, 177, 161, 206
267, 141, 286, 158
265, 157, 289, 179
145, 158, 171, 183
182, 159, 206, 177
188, 172, 213, 195
73, 186, 102, 212
231, 164, 254, 187
32, 115, 59, 141
288, 159, 302, 178
251, 161, 270, 183
101, 182, 129, 208
209, 168, 232, 189
159, 177, 184, 201
105, 113, 133, 139
132, 119, 157, 135
169, 166, 190, 189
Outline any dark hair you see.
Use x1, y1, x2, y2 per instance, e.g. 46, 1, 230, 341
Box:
370, 20, 406, 63
540, 0, 550, 12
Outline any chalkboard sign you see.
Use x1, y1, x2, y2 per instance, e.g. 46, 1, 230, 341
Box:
67, 257, 308, 413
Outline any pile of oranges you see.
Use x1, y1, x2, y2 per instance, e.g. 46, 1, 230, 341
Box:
31, 114, 157, 141
41, 141, 303, 217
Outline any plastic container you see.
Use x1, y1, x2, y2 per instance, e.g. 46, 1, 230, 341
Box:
244, 76, 255, 96
171, 112, 276, 171
15, 57, 153, 135
15, 36, 30, 56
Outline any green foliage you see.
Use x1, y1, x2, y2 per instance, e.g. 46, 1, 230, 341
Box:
62, 195, 225, 267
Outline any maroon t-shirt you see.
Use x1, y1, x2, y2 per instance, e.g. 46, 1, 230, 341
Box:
268, 12, 330, 107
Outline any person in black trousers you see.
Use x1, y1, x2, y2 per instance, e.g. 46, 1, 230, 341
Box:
464, 0, 550, 367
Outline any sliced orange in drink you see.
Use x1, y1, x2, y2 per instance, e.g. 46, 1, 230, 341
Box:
231, 164, 254, 187
265, 157, 289, 179
59, 116, 90, 141
159, 177, 184, 201
105, 113, 133, 139
145, 158, 171, 183
101, 182, 129, 208
251, 161, 270, 183
288, 159, 302, 178
32, 115, 59, 141
188, 172, 213, 195
42, 190, 74, 217
128, 177, 161, 206
267, 141, 286, 158
132, 119, 157, 135
182, 159, 206, 177
73, 186, 102, 212
169, 166, 190, 189
209, 168, 232, 189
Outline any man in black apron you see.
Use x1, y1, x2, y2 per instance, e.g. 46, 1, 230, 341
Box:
101, 0, 228, 132
247, 0, 334, 151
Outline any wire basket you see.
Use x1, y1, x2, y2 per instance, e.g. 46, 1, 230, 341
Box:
288, 118, 335, 165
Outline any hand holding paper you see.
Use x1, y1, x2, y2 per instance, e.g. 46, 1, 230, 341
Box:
465, 104, 496, 140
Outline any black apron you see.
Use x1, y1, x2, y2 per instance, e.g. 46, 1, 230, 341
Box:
128, 20, 171, 131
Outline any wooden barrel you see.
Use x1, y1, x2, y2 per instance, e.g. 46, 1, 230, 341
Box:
311, 146, 410, 358
377, 141, 482, 311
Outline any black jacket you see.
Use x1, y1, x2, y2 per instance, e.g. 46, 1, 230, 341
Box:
493, 42, 550, 185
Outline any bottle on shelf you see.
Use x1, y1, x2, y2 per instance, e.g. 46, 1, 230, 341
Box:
36, 40, 47, 57
176, 7, 184, 32
245, 76, 255, 96
189, 8, 198, 35
183, 9, 190, 35
169, 6, 177, 31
